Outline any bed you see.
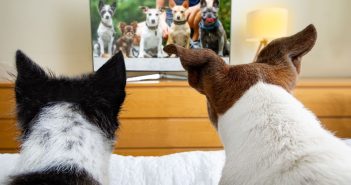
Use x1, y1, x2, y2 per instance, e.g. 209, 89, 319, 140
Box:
1, 140, 350, 185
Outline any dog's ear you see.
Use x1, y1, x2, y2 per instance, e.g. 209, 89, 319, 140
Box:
164, 44, 209, 69
200, 0, 207, 8
94, 51, 126, 91
164, 44, 226, 92
119, 22, 126, 33
15, 50, 48, 85
111, 1, 117, 12
140, 6, 149, 13
159, 7, 165, 13
256, 24, 317, 74
213, 0, 219, 8
15, 51, 50, 132
93, 51, 126, 112
169, 0, 176, 9
98, 0, 104, 10
182, 0, 189, 9
131, 21, 138, 31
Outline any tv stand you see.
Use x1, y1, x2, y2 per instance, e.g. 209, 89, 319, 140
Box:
127, 72, 187, 82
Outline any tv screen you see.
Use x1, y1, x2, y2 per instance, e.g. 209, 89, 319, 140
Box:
90, 0, 231, 71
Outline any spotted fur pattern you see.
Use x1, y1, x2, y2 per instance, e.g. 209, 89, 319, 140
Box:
8, 51, 126, 185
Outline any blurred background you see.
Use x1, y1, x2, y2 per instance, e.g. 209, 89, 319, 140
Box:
0, 0, 350, 79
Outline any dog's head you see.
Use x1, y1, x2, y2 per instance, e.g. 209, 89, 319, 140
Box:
98, 0, 116, 22
169, 0, 189, 22
141, 6, 164, 27
119, 21, 138, 40
164, 25, 317, 127
200, 0, 219, 26
15, 51, 126, 139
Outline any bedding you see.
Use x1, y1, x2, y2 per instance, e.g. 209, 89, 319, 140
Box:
0, 151, 225, 185
0, 139, 350, 185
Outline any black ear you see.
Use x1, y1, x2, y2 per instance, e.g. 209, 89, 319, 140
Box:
98, 0, 104, 10
200, 0, 207, 8
256, 24, 317, 74
16, 50, 47, 82
95, 51, 126, 89
93, 51, 126, 110
15, 50, 49, 136
213, 0, 219, 8
111, 2, 117, 12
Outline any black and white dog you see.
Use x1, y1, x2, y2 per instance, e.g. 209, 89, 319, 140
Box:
199, 0, 229, 56
97, 0, 117, 57
7, 51, 126, 185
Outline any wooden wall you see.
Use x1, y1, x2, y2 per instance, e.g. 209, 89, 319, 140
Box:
0, 80, 351, 156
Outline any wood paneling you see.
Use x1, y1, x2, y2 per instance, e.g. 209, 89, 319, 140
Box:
294, 88, 351, 117
321, 118, 351, 138
0, 119, 18, 149
2, 82, 351, 119
121, 87, 207, 118
1, 80, 351, 156
1, 118, 351, 154
116, 118, 220, 148
0, 88, 15, 119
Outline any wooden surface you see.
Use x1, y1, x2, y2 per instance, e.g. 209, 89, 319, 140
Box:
1, 79, 351, 156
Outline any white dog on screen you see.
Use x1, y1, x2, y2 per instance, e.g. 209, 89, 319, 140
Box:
138, 7, 165, 58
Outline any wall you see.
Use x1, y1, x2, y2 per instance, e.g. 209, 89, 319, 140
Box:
0, 0, 350, 81
231, 0, 351, 77
0, 0, 92, 80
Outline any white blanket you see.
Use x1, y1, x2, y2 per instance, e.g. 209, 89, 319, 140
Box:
1, 140, 350, 185
0, 151, 225, 185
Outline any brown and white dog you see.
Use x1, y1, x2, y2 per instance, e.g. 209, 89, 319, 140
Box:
167, 0, 191, 49
116, 21, 138, 58
164, 25, 351, 185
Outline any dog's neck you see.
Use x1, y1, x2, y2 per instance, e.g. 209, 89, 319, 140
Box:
14, 103, 113, 185
173, 20, 187, 25
146, 22, 159, 36
199, 19, 220, 31
101, 19, 113, 29
146, 22, 159, 31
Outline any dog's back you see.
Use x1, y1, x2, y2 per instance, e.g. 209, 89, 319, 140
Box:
8, 51, 126, 185
164, 24, 351, 185
219, 82, 351, 185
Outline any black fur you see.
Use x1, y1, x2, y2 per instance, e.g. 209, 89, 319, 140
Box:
10, 51, 126, 185
9, 166, 100, 185
15, 50, 126, 140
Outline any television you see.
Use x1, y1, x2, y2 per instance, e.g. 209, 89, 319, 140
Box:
90, 0, 231, 73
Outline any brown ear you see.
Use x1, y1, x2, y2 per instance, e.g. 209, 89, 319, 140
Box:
131, 21, 138, 31
256, 24, 317, 74
164, 44, 210, 69
169, 0, 176, 8
182, 0, 189, 9
164, 44, 226, 92
200, 0, 207, 8
140, 6, 149, 13
119, 22, 126, 32
159, 7, 165, 13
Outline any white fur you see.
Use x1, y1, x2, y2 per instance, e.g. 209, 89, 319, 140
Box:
218, 82, 351, 185
138, 9, 164, 58
14, 103, 113, 185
